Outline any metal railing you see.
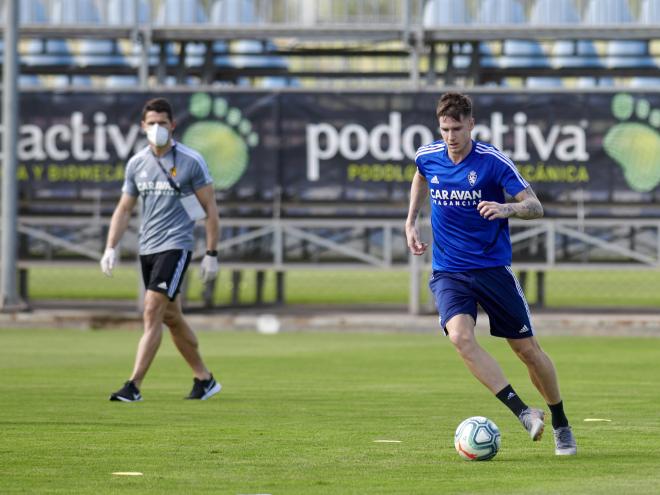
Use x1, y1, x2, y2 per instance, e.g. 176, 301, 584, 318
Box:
10, 216, 660, 312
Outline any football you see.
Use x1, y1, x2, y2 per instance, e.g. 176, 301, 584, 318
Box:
454, 416, 501, 461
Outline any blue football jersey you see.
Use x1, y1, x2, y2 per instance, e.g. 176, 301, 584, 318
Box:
415, 140, 529, 272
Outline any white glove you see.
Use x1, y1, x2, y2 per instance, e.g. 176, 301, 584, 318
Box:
200, 254, 219, 283
100, 247, 117, 277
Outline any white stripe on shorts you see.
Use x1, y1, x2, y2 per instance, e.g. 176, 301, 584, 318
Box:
168, 251, 189, 299
505, 265, 533, 332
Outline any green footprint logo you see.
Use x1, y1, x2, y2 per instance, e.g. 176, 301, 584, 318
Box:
603, 93, 660, 192
182, 93, 259, 190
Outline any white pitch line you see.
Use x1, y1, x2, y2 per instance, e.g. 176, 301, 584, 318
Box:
584, 418, 612, 422
374, 439, 402, 443
112, 472, 143, 476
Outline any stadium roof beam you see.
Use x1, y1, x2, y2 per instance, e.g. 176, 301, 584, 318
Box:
3, 25, 659, 42
422, 26, 660, 42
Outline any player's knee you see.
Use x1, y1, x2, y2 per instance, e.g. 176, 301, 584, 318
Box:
143, 299, 166, 325
448, 330, 476, 354
162, 310, 180, 327
514, 343, 542, 366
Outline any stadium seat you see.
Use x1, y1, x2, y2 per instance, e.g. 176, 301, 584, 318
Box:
525, 76, 564, 88
422, 0, 472, 69
640, 0, 660, 23
18, 0, 47, 66
107, 0, 150, 25
475, 0, 549, 69
155, 0, 208, 25
423, 0, 469, 24
210, 0, 293, 87
529, 0, 601, 69
20, 0, 48, 24
638, 0, 660, 69
583, 0, 654, 69
19, 75, 44, 87
50, 0, 127, 70
154, 0, 208, 68
107, 0, 152, 70
630, 76, 660, 87
530, 0, 580, 23
20, 0, 76, 70
104, 75, 140, 88
211, 0, 257, 24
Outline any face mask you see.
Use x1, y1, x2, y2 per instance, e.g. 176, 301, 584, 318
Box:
146, 124, 170, 147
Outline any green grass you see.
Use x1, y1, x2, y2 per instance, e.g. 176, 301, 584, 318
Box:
28, 267, 419, 305
1, 330, 659, 494
27, 266, 660, 308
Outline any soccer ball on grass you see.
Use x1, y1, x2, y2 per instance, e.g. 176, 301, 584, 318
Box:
454, 416, 501, 461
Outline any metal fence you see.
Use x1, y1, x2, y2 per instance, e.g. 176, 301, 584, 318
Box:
9, 216, 660, 312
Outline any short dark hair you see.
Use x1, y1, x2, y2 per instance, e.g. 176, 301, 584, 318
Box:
141, 97, 173, 122
436, 92, 472, 121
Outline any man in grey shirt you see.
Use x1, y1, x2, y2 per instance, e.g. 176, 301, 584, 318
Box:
101, 97, 221, 402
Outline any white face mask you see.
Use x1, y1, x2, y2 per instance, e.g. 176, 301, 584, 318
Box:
146, 124, 170, 147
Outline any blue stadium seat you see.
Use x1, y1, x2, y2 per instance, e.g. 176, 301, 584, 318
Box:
630, 77, 660, 87
50, 0, 126, 69
475, 0, 549, 69
530, 0, 601, 69
105, 75, 140, 87
530, 0, 580, 23
20, 0, 75, 69
422, 0, 472, 69
19, 75, 44, 87
211, 0, 256, 24
526, 76, 564, 88
107, 0, 150, 25
20, 0, 48, 24
13, 1, 46, 86
210, 0, 294, 87
583, 0, 654, 69
154, 0, 208, 67
640, 0, 660, 23
583, 0, 634, 24
423, 0, 469, 24
155, 0, 207, 24
107, 0, 152, 69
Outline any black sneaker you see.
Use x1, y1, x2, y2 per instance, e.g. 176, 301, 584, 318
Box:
109, 380, 143, 402
186, 374, 222, 400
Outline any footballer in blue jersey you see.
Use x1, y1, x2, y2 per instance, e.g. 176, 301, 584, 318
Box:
405, 92, 576, 456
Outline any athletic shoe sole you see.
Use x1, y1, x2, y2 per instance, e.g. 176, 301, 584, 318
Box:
529, 417, 544, 441
110, 395, 142, 402
200, 382, 222, 400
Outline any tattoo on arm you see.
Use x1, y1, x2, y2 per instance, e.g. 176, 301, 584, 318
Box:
510, 187, 544, 219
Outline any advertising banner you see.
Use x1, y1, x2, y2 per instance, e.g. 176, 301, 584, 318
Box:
5, 90, 660, 210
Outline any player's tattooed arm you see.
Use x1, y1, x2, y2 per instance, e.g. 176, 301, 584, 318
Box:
477, 186, 544, 220
509, 186, 544, 219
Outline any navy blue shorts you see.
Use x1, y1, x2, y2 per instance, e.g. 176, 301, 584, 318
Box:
429, 266, 533, 339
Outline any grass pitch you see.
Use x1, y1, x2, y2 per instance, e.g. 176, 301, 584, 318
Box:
1, 329, 659, 494
27, 266, 660, 308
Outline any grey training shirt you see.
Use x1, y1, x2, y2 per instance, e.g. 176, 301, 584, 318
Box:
122, 140, 214, 255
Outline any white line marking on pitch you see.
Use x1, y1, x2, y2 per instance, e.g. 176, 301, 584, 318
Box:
374, 439, 402, 443
584, 418, 612, 422
112, 472, 143, 476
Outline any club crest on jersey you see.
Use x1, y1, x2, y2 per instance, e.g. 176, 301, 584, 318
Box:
468, 170, 477, 187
